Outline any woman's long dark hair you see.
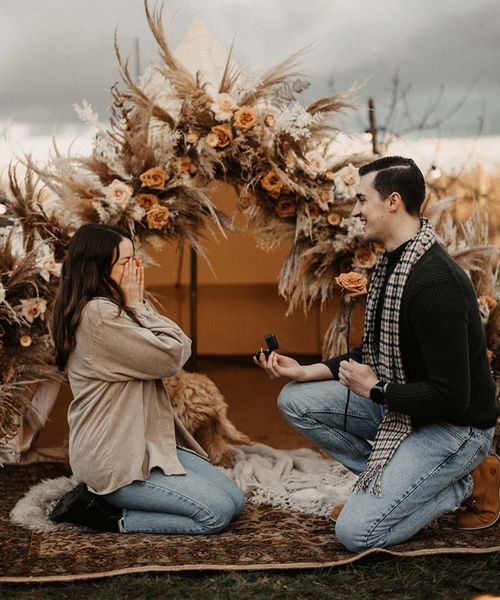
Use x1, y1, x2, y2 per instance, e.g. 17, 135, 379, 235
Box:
51, 223, 141, 371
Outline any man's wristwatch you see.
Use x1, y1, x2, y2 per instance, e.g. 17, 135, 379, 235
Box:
370, 380, 387, 404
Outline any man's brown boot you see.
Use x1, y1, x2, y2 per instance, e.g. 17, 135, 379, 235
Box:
456, 454, 500, 530
329, 503, 344, 524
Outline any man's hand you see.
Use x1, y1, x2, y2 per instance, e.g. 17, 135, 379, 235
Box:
253, 351, 305, 381
338, 359, 378, 398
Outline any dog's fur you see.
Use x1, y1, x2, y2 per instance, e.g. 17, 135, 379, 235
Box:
163, 370, 251, 467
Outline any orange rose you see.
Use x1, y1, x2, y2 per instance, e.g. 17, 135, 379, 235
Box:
373, 242, 385, 254
479, 295, 497, 312
486, 349, 494, 363
307, 203, 321, 220
136, 194, 159, 210
261, 168, 284, 198
352, 247, 378, 269
327, 212, 341, 226
206, 124, 233, 148
335, 272, 368, 297
146, 205, 171, 230
174, 155, 197, 176
140, 167, 168, 190
275, 197, 297, 218
234, 106, 258, 130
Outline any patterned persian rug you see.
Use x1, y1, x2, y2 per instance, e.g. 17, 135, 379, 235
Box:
1, 462, 500, 583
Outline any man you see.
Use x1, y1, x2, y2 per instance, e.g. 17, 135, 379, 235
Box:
256, 156, 500, 553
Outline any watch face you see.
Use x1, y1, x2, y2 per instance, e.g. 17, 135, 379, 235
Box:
370, 384, 385, 403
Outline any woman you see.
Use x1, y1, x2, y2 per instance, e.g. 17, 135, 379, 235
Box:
49, 223, 245, 533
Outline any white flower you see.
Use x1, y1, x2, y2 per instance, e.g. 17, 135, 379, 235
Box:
73, 99, 102, 130
105, 179, 133, 209
334, 164, 360, 197
274, 102, 317, 141
210, 93, 236, 122
302, 151, 327, 179
0, 282, 6, 304
341, 216, 365, 241
36, 248, 62, 282
20, 298, 47, 323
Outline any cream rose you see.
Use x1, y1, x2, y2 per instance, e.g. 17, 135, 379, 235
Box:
334, 164, 360, 196
105, 179, 133, 208
210, 93, 236, 121
303, 151, 327, 179
335, 272, 368, 297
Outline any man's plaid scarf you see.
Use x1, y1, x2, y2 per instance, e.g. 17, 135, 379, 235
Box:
354, 218, 436, 496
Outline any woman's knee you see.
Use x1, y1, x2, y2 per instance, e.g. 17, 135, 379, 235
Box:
231, 486, 246, 518
198, 490, 237, 533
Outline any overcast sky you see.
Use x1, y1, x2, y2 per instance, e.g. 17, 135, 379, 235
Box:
1, 0, 499, 141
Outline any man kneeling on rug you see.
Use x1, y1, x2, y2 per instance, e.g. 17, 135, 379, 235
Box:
48, 224, 245, 533
256, 156, 500, 553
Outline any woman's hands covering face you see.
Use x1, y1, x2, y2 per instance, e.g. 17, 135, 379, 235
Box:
121, 256, 144, 307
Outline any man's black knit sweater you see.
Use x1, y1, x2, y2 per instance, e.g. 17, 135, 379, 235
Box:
324, 241, 499, 429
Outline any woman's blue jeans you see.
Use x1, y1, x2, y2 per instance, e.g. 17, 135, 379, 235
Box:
278, 379, 494, 553
103, 448, 245, 534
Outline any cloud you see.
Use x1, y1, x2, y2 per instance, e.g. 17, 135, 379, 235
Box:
0, 0, 498, 136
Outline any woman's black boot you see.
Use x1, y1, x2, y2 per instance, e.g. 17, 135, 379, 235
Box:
49, 482, 122, 532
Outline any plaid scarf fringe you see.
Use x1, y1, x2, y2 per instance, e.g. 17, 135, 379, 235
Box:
355, 219, 436, 496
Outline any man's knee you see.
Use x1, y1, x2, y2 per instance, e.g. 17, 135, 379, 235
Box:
335, 504, 386, 553
277, 381, 305, 419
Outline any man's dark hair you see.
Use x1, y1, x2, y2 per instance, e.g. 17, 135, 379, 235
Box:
358, 156, 426, 215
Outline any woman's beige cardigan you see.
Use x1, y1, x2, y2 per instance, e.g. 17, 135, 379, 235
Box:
66, 297, 207, 495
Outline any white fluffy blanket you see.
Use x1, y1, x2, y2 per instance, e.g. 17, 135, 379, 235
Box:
10, 443, 356, 532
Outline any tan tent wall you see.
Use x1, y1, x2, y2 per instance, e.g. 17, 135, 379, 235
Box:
143, 182, 363, 354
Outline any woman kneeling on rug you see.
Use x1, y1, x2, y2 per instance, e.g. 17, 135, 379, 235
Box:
49, 223, 245, 533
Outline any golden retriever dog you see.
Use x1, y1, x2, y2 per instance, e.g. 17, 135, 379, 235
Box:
163, 370, 251, 467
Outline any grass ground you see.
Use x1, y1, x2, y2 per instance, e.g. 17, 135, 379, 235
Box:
1, 553, 499, 600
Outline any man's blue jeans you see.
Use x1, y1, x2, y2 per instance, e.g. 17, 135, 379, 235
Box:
103, 448, 245, 534
278, 379, 494, 552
